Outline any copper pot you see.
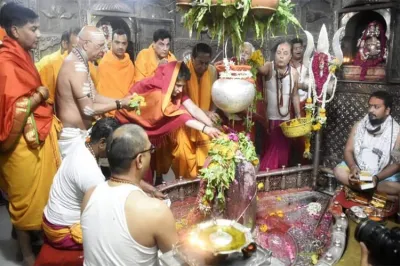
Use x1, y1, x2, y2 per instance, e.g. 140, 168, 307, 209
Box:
251, 0, 279, 17
210, 0, 236, 5
176, 0, 192, 10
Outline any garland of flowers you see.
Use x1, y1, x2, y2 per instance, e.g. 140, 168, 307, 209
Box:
128, 93, 146, 115
198, 132, 259, 214
181, 0, 301, 55
243, 50, 264, 133
311, 53, 329, 98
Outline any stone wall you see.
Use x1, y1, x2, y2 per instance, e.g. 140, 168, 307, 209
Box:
1, 0, 338, 62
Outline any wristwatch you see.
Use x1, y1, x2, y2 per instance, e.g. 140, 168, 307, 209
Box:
115, 100, 122, 110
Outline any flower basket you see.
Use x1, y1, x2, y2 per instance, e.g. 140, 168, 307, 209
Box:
280, 118, 312, 138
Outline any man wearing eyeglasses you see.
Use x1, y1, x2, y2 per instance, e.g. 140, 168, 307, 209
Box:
81, 124, 177, 265
37, 27, 98, 106
56, 26, 135, 159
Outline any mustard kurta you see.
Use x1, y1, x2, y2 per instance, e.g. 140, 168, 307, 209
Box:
171, 60, 217, 179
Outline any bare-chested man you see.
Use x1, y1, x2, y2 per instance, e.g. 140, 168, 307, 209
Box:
56, 26, 133, 158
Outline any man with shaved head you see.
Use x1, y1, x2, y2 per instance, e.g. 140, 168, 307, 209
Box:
81, 124, 178, 265
56, 26, 134, 158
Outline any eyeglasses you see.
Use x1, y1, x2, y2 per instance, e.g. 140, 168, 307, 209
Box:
81, 39, 106, 50
129, 144, 156, 160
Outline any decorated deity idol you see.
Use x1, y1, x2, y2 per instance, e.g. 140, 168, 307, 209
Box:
301, 25, 344, 157
354, 21, 387, 80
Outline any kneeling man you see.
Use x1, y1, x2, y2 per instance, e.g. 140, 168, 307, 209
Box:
334, 91, 400, 198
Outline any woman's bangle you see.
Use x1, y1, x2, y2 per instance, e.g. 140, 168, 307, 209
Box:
202, 125, 207, 133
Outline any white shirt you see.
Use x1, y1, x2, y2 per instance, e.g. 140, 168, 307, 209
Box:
44, 141, 105, 226
82, 182, 159, 266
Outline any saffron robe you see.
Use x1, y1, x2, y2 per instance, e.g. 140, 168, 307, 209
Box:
134, 44, 176, 83
97, 51, 135, 116
0, 37, 61, 230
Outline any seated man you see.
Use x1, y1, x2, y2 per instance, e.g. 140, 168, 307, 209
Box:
81, 124, 178, 265
334, 91, 400, 198
43, 118, 164, 250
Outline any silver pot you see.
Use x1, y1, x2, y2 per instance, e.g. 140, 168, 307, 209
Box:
211, 79, 256, 114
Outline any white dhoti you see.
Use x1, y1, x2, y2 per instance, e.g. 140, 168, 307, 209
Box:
58, 128, 88, 159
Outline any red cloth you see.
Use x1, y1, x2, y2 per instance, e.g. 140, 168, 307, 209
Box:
115, 61, 192, 144
0, 36, 53, 142
259, 120, 291, 170
34, 243, 83, 266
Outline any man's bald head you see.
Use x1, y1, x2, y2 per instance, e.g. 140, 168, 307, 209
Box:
107, 124, 151, 176
77, 25, 107, 61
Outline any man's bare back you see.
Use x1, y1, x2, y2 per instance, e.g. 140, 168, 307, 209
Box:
56, 52, 94, 129
82, 183, 178, 253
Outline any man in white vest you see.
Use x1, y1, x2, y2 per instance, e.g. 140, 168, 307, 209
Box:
334, 91, 400, 197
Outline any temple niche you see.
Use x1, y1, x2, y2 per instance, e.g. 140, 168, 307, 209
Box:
340, 10, 390, 81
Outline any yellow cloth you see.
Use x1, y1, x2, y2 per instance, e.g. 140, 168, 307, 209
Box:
97, 51, 134, 116
39, 51, 67, 104
42, 221, 83, 244
0, 117, 61, 230
134, 44, 176, 83
39, 53, 98, 105
36, 49, 64, 72
172, 60, 217, 179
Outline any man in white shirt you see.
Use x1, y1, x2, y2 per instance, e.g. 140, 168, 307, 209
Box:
334, 91, 400, 197
43, 118, 165, 250
81, 124, 178, 265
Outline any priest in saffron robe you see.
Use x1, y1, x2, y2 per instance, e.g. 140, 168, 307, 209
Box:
172, 43, 218, 179
133, 29, 176, 83
116, 61, 221, 159
0, 3, 61, 265
133, 29, 177, 183
97, 29, 134, 116
38, 27, 98, 106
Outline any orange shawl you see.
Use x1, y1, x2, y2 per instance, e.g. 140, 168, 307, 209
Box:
97, 51, 135, 99
134, 45, 176, 83
0, 37, 53, 143
116, 61, 192, 143
0, 27, 6, 41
